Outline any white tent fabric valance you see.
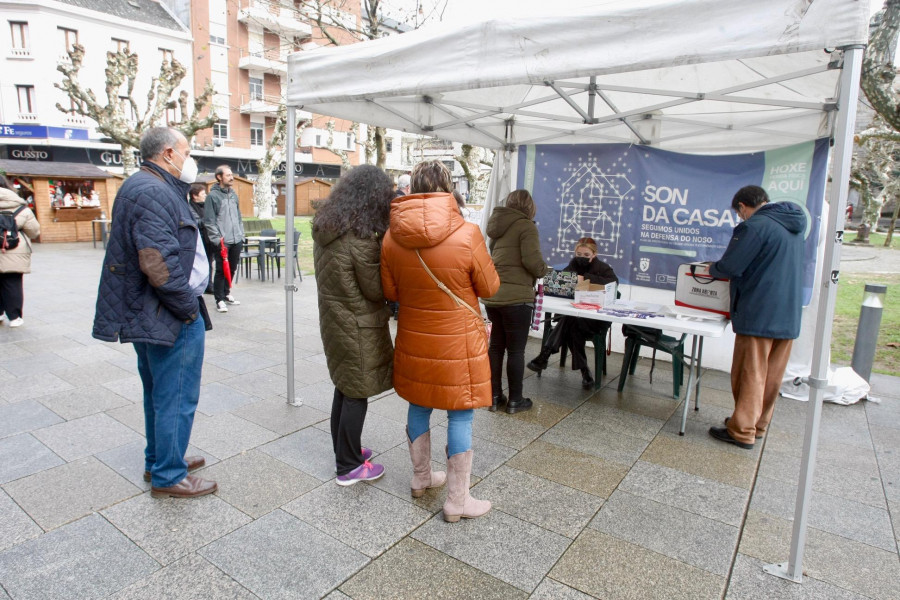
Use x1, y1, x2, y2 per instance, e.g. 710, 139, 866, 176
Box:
287, 0, 869, 154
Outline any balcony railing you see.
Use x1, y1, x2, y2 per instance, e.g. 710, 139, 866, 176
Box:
65, 114, 88, 127
238, 0, 312, 38
16, 113, 38, 123
238, 49, 287, 75
9, 47, 31, 58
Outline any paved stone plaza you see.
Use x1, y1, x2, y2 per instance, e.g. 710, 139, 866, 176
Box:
0, 242, 897, 599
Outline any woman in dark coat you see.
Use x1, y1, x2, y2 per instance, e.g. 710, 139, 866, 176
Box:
313, 165, 395, 486
527, 237, 618, 388
483, 190, 548, 413
188, 183, 215, 294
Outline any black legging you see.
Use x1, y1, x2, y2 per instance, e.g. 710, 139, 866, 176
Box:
544, 315, 609, 371
0, 272, 24, 320
486, 303, 533, 402
330, 388, 369, 476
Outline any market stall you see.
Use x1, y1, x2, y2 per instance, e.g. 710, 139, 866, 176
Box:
0, 159, 118, 243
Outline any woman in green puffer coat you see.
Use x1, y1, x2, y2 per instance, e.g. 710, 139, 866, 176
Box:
313, 165, 395, 486
483, 190, 549, 414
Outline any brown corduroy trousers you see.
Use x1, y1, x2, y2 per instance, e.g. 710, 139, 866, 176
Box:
726, 334, 793, 445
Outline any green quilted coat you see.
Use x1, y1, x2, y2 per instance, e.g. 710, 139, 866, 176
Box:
313, 227, 394, 398
482, 206, 549, 307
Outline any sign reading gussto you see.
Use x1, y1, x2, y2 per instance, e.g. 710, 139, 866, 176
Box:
517, 139, 827, 306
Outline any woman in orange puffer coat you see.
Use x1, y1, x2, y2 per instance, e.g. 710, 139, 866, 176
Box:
381, 160, 500, 522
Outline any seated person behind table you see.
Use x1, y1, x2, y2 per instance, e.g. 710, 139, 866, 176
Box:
527, 237, 617, 389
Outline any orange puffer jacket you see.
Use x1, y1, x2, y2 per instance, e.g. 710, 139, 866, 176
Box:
381, 192, 500, 411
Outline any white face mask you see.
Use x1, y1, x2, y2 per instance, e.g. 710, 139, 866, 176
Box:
166, 150, 198, 184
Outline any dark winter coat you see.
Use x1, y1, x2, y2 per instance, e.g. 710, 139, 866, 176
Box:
482, 206, 548, 306
313, 227, 393, 398
710, 201, 806, 339
381, 192, 500, 411
93, 162, 211, 346
565, 256, 618, 285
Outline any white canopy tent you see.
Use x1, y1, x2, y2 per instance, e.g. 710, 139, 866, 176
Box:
282, 0, 870, 583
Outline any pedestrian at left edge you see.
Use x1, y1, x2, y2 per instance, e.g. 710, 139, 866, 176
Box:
92, 126, 216, 499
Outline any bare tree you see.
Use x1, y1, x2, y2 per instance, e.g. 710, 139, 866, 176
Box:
455, 144, 495, 204
55, 44, 217, 175
855, 1, 900, 242
253, 105, 311, 219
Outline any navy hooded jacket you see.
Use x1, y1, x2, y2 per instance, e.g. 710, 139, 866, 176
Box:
709, 201, 806, 339
93, 162, 211, 346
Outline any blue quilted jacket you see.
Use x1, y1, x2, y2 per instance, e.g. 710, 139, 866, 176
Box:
93, 162, 212, 346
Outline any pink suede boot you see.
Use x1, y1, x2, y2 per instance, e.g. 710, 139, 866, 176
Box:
408, 429, 446, 498
442, 449, 491, 522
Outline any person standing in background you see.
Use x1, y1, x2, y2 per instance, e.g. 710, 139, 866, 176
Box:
313, 165, 395, 486
204, 165, 243, 313
483, 189, 548, 413
0, 175, 40, 328
188, 183, 215, 295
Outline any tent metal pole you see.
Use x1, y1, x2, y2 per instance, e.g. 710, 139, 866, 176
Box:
763, 44, 864, 584
285, 105, 301, 407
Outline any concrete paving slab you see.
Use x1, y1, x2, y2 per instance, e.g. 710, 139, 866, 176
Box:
589, 387, 680, 421
259, 426, 338, 481
550, 529, 723, 600
506, 439, 628, 498
52, 343, 127, 367
3, 456, 141, 531
617, 461, 748, 527
233, 395, 328, 435
469, 408, 548, 450
36, 384, 132, 420
0, 433, 64, 485
0, 351, 77, 378
0, 400, 64, 440
540, 413, 651, 467
289, 380, 341, 413
219, 369, 291, 399
412, 509, 571, 593
196, 382, 257, 416
749, 475, 896, 551
0, 489, 41, 552
640, 432, 760, 489
529, 578, 595, 600
284, 480, 431, 557
314, 411, 407, 455
31, 412, 141, 461
188, 413, 279, 460
101, 375, 146, 403
206, 350, 283, 375
503, 398, 573, 429
590, 490, 738, 576
93, 441, 217, 492
199, 449, 319, 518
726, 553, 871, 600
52, 360, 134, 387
471, 465, 602, 538
428, 425, 517, 477
339, 537, 525, 600
200, 509, 369, 600
0, 513, 158, 600
102, 493, 251, 565
108, 553, 257, 600
366, 443, 448, 513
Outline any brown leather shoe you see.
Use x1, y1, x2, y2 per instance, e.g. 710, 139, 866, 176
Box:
143, 456, 206, 482
151, 474, 217, 499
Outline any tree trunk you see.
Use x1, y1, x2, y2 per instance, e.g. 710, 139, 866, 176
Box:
121, 143, 137, 176
862, 1, 900, 131
885, 198, 899, 246
374, 126, 387, 169
863, 188, 887, 234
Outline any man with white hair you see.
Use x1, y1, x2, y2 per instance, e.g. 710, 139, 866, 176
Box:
395, 173, 411, 197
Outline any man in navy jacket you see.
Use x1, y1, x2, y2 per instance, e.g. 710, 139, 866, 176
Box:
93, 127, 216, 498
708, 185, 806, 449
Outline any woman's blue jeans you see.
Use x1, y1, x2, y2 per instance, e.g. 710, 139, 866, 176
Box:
134, 318, 205, 487
407, 404, 474, 457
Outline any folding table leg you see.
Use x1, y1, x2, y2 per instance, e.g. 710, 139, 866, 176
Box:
679, 335, 700, 436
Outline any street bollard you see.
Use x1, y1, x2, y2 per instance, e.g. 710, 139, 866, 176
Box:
850, 283, 887, 382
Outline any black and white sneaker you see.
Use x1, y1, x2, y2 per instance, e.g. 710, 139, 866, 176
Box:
216, 300, 228, 313
225, 295, 240, 305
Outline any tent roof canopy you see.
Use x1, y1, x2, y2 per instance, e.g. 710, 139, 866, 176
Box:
287, 0, 869, 154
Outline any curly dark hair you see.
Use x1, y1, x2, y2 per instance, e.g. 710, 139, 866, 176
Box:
312, 165, 394, 238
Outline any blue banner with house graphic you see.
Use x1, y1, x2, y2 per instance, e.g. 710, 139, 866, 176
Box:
516, 140, 828, 305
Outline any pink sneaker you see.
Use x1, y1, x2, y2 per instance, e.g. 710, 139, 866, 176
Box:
334, 448, 373, 473
336, 460, 384, 486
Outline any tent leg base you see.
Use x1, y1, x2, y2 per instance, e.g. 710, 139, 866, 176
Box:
287, 399, 304, 407
763, 562, 803, 583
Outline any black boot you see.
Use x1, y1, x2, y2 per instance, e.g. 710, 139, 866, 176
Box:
581, 367, 594, 390
527, 350, 551, 373
489, 393, 508, 412
505, 397, 533, 414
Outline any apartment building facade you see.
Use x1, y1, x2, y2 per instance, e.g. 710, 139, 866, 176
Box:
0, 0, 194, 170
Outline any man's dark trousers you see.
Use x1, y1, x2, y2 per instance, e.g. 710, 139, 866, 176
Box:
214, 242, 242, 302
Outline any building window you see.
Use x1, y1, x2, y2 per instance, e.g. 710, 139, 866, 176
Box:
250, 123, 264, 146
59, 27, 78, 54
9, 21, 28, 49
210, 34, 225, 45
159, 47, 174, 63
213, 119, 228, 140
16, 85, 35, 114
112, 38, 129, 52
249, 77, 263, 101
315, 134, 322, 147
385, 139, 393, 153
